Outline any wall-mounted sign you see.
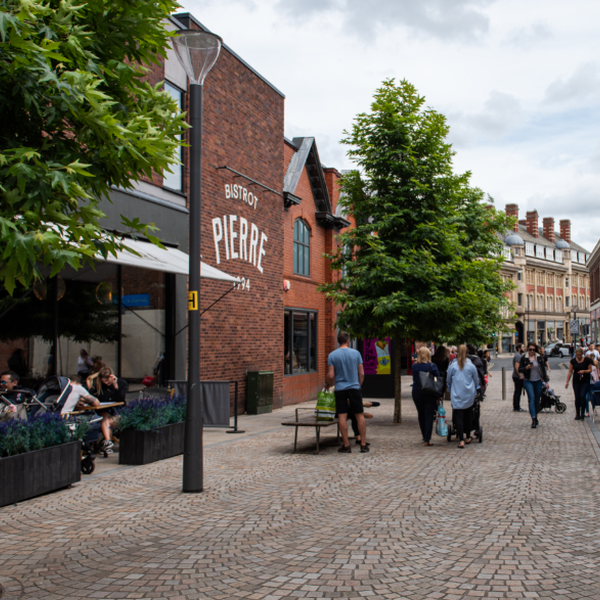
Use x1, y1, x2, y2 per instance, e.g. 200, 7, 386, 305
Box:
188, 291, 198, 311
122, 294, 151, 308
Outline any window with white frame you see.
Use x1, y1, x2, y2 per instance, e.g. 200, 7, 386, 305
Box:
163, 81, 184, 192
517, 270, 523, 282
525, 242, 534, 257
545, 247, 554, 261
579, 252, 585, 264
536, 245, 545, 259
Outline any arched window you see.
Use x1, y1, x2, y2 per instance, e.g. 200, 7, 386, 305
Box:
293, 219, 310, 276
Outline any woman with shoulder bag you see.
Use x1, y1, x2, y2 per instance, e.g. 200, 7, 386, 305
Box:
565, 348, 592, 420
411, 346, 440, 447
519, 343, 549, 429
446, 345, 479, 448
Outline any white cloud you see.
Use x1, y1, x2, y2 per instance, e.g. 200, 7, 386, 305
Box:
544, 62, 600, 104
275, 0, 495, 42
504, 22, 552, 49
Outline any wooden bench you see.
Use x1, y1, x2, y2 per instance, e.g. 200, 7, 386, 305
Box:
281, 408, 339, 454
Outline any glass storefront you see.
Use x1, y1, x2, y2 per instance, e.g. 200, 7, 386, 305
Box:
2, 265, 171, 386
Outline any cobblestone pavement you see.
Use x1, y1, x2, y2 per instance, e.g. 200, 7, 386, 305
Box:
3, 368, 600, 600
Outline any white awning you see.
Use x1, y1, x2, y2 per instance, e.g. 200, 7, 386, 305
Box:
101, 238, 240, 283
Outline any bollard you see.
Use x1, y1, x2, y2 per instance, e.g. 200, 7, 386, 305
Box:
502, 367, 506, 401
226, 381, 245, 434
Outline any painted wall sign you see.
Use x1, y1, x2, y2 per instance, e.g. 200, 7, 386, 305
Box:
225, 184, 259, 210
363, 338, 391, 375
211, 214, 268, 273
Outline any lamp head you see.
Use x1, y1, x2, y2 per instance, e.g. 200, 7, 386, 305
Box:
172, 30, 222, 85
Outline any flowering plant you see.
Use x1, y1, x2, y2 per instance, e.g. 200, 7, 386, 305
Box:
117, 396, 186, 432
0, 413, 87, 458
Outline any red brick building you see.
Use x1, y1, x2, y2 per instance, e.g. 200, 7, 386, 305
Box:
0, 12, 352, 410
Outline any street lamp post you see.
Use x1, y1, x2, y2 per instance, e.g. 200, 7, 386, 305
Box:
173, 30, 222, 493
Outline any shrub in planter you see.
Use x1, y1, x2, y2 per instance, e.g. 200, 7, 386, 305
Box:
0, 413, 88, 458
0, 413, 87, 507
117, 396, 186, 432
117, 396, 187, 465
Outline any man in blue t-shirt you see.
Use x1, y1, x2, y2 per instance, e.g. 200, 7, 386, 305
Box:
326, 332, 368, 453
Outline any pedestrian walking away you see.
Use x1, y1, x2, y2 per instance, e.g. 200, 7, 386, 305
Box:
565, 348, 593, 420
519, 343, 550, 428
411, 346, 441, 447
446, 345, 479, 448
326, 331, 368, 454
512, 343, 525, 411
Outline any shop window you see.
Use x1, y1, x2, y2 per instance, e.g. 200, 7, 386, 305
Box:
284, 309, 317, 375
293, 219, 310, 276
163, 81, 184, 192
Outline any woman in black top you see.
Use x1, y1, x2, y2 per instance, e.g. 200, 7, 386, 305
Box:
519, 344, 549, 428
565, 348, 592, 420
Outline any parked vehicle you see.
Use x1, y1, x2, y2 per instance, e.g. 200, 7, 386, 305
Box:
545, 342, 570, 357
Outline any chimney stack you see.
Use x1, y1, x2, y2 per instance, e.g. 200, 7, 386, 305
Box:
559, 219, 571, 244
543, 217, 555, 242
526, 210, 539, 238
505, 203, 520, 232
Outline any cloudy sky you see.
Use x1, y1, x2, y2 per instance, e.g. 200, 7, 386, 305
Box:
177, 0, 600, 251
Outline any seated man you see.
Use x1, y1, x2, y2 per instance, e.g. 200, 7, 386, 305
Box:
62, 375, 114, 449
0, 370, 35, 404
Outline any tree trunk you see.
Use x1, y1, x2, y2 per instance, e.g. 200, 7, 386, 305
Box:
393, 335, 402, 423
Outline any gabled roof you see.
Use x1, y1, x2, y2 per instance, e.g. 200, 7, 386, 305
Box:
283, 137, 349, 230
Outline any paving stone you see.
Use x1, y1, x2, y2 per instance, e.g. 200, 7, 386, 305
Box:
2, 369, 600, 599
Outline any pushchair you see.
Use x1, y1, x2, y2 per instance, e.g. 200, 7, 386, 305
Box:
0, 376, 101, 474
539, 387, 566, 413
447, 389, 483, 444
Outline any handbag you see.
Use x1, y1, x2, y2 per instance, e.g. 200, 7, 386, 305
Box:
418, 367, 444, 399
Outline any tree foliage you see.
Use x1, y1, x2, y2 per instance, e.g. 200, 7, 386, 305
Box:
0, 0, 186, 294
320, 80, 514, 419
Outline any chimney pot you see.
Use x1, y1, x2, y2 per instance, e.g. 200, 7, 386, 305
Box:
559, 219, 571, 244
505, 203, 520, 232
525, 210, 539, 238
542, 217, 555, 243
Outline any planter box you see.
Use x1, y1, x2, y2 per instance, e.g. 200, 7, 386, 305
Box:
0, 441, 81, 508
119, 421, 185, 465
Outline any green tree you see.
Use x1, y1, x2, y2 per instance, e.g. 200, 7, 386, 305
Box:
320, 80, 514, 422
0, 0, 186, 295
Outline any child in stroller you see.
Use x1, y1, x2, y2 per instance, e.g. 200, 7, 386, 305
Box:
539, 386, 567, 413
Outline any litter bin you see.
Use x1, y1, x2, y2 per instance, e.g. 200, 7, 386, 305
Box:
246, 371, 274, 414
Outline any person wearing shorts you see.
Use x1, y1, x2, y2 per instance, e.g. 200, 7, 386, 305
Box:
326, 331, 368, 453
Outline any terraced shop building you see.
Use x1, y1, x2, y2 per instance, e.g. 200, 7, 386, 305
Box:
0, 11, 351, 410
499, 205, 590, 351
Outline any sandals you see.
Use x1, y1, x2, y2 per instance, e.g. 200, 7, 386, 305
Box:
465, 437, 472, 445
458, 441, 465, 448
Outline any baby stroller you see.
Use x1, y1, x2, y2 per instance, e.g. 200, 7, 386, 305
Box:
539, 387, 566, 413
447, 388, 483, 444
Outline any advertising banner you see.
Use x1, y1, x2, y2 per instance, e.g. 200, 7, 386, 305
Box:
363, 338, 391, 375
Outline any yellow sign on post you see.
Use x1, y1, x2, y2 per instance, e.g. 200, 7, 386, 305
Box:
188, 291, 198, 311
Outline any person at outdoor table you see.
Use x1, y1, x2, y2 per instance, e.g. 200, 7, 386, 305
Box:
565, 348, 593, 421
87, 367, 128, 450
411, 346, 440, 447
446, 345, 479, 448
0, 370, 35, 403
519, 343, 550, 429
77, 349, 94, 380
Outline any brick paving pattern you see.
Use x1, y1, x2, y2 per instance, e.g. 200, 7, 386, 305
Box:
3, 367, 600, 599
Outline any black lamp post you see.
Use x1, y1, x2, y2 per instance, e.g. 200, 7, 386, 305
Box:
173, 30, 222, 493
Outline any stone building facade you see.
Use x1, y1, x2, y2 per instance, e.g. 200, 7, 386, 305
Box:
499, 204, 590, 351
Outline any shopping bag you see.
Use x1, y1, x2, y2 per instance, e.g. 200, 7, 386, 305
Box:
436, 404, 448, 437
315, 388, 336, 421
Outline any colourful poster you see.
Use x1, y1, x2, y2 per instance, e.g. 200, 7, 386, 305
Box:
363, 338, 391, 375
